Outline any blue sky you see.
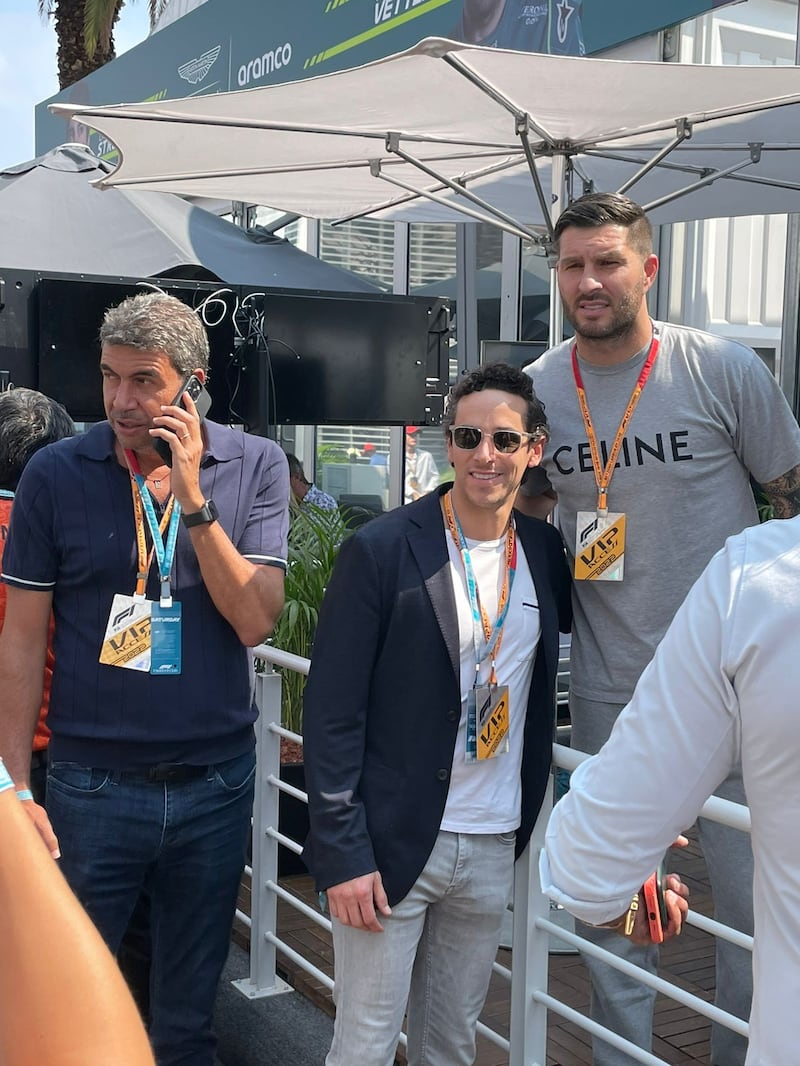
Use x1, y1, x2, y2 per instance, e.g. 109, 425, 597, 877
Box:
0, 0, 150, 170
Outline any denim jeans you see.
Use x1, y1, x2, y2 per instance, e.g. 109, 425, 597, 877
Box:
47, 749, 256, 1066
327, 829, 516, 1066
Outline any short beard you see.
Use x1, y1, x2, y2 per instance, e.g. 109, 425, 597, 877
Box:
569, 290, 642, 345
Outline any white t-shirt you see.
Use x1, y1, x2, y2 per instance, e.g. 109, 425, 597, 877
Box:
441, 529, 541, 833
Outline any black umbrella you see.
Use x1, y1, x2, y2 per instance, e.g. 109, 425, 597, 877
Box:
0, 143, 378, 292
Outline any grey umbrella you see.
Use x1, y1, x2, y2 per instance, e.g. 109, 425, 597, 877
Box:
0, 143, 378, 292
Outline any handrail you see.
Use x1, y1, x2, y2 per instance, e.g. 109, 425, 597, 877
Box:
241, 646, 753, 1064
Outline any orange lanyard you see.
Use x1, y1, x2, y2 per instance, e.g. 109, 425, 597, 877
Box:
571, 333, 660, 514
442, 492, 516, 685
128, 478, 177, 599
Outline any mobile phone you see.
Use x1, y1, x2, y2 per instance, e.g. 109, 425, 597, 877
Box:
153, 374, 212, 467
642, 862, 669, 944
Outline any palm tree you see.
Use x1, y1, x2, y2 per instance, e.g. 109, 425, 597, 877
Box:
38, 0, 168, 90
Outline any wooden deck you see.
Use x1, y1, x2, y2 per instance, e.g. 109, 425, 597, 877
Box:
238, 828, 730, 1066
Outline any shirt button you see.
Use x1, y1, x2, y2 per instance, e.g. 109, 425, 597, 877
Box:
447, 710, 458, 722
436, 769, 449, 781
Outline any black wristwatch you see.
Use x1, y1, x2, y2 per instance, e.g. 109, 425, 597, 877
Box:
182, 499, 219, 528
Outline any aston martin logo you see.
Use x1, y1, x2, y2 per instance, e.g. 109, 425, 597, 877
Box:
177, 46, 222, 86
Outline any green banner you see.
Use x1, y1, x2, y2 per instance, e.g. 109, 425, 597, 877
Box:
35, 0, 743, 158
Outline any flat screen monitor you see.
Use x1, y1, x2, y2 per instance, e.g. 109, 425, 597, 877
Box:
36, 275, 236, 424
480, 340, 548, 370
243, 288, 444, 426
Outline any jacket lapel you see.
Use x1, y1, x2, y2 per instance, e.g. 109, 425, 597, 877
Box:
407, 489, 460, 682
515, 516, 557, 679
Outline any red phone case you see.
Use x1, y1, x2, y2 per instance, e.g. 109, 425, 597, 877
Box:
642, 872, 665, 944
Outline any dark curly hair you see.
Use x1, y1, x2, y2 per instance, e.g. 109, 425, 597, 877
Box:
444, 363, 548, 441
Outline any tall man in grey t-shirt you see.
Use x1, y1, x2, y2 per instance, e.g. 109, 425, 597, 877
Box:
518, 192, 800, 1066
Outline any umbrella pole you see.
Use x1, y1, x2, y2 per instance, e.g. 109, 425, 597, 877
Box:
547, 154, 566, 348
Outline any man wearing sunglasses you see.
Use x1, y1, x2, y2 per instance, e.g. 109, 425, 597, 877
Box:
518, 191, 800, 1066
303, 363, 571, 1066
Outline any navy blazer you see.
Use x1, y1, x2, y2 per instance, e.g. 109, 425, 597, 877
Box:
303, 486, 571, 906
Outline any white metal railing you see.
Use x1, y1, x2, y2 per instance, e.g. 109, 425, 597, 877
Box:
236, 646, 752, 1064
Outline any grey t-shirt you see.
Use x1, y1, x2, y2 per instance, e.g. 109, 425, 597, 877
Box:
526, 321, 800, 704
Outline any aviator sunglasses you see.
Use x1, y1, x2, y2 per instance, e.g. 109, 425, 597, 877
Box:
449, 426, 537, 454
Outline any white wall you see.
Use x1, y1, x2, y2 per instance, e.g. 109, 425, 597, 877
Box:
662, 0, 797, 376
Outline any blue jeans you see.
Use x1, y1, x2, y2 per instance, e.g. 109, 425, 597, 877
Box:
327, 830, 516, 1066
47, 749, 256, 1066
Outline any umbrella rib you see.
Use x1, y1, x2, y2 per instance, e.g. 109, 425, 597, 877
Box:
57, 105, 520, 153
332, 154, 537, 227
583, 145, 800, 191
366, 167, 541, 242
565, 94, 800, 149
641, 149, 762, 213
95, 150, 520, 190
616, 119, 692, 196
385, 136, 540, 239
441, 51, 558, 147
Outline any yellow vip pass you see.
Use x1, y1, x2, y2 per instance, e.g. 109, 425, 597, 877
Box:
99, 593, 152, 671
475, 684, 510, 760
574, 511, 626, 581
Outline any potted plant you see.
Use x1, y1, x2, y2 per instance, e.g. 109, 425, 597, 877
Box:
267, 502, 348, 873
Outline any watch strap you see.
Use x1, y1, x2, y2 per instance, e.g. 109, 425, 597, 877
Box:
182, 500, 219, 528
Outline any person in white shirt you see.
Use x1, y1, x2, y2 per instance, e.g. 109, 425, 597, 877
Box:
404, 426, 440, 503
541, 515, 800, 1066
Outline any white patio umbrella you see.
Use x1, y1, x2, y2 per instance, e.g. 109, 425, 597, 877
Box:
52, 38, 800, 342
51, 38, 800, 238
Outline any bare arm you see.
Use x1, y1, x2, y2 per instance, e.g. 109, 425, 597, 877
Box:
152, 397, 286, 647
183, 525, 284, 646
0, 783, 154, 1065
760, 462, 800, 519
0, 586, 59, 854
0, 587, 51, 785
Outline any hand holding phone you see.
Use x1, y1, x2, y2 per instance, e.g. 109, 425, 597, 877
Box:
642, 862, 669, 944
153, 374, 212, 467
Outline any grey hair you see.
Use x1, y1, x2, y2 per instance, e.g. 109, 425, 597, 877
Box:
99, 292, 210, 376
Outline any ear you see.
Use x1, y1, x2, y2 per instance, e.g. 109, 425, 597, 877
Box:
527, 439, 544, 469
642, 254, 659, 293
194, 368, 207, 384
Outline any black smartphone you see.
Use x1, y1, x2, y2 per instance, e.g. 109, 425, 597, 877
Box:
153, 374, 212, 467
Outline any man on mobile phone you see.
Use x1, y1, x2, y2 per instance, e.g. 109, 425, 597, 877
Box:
517, 191, 800, 1065
303, 363, 571, 1066
0, 291, 289, 1065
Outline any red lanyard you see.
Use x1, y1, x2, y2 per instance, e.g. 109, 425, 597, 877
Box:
571, 334, 660, 513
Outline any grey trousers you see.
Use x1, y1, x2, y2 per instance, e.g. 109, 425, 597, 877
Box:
326, 830, 515, 1066
570, 695, 753, 1066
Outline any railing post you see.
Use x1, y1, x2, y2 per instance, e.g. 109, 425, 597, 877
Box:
233, 665, 292, 999
509, 772, 555, 1066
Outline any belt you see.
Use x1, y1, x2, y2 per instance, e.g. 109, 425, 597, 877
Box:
128, 763, 209, 783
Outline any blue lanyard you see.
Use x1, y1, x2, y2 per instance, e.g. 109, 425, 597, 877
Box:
443, 493, 516, 679
125, 451, 182, 605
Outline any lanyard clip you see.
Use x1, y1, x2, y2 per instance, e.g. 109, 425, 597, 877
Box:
160, 579, 172, 608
